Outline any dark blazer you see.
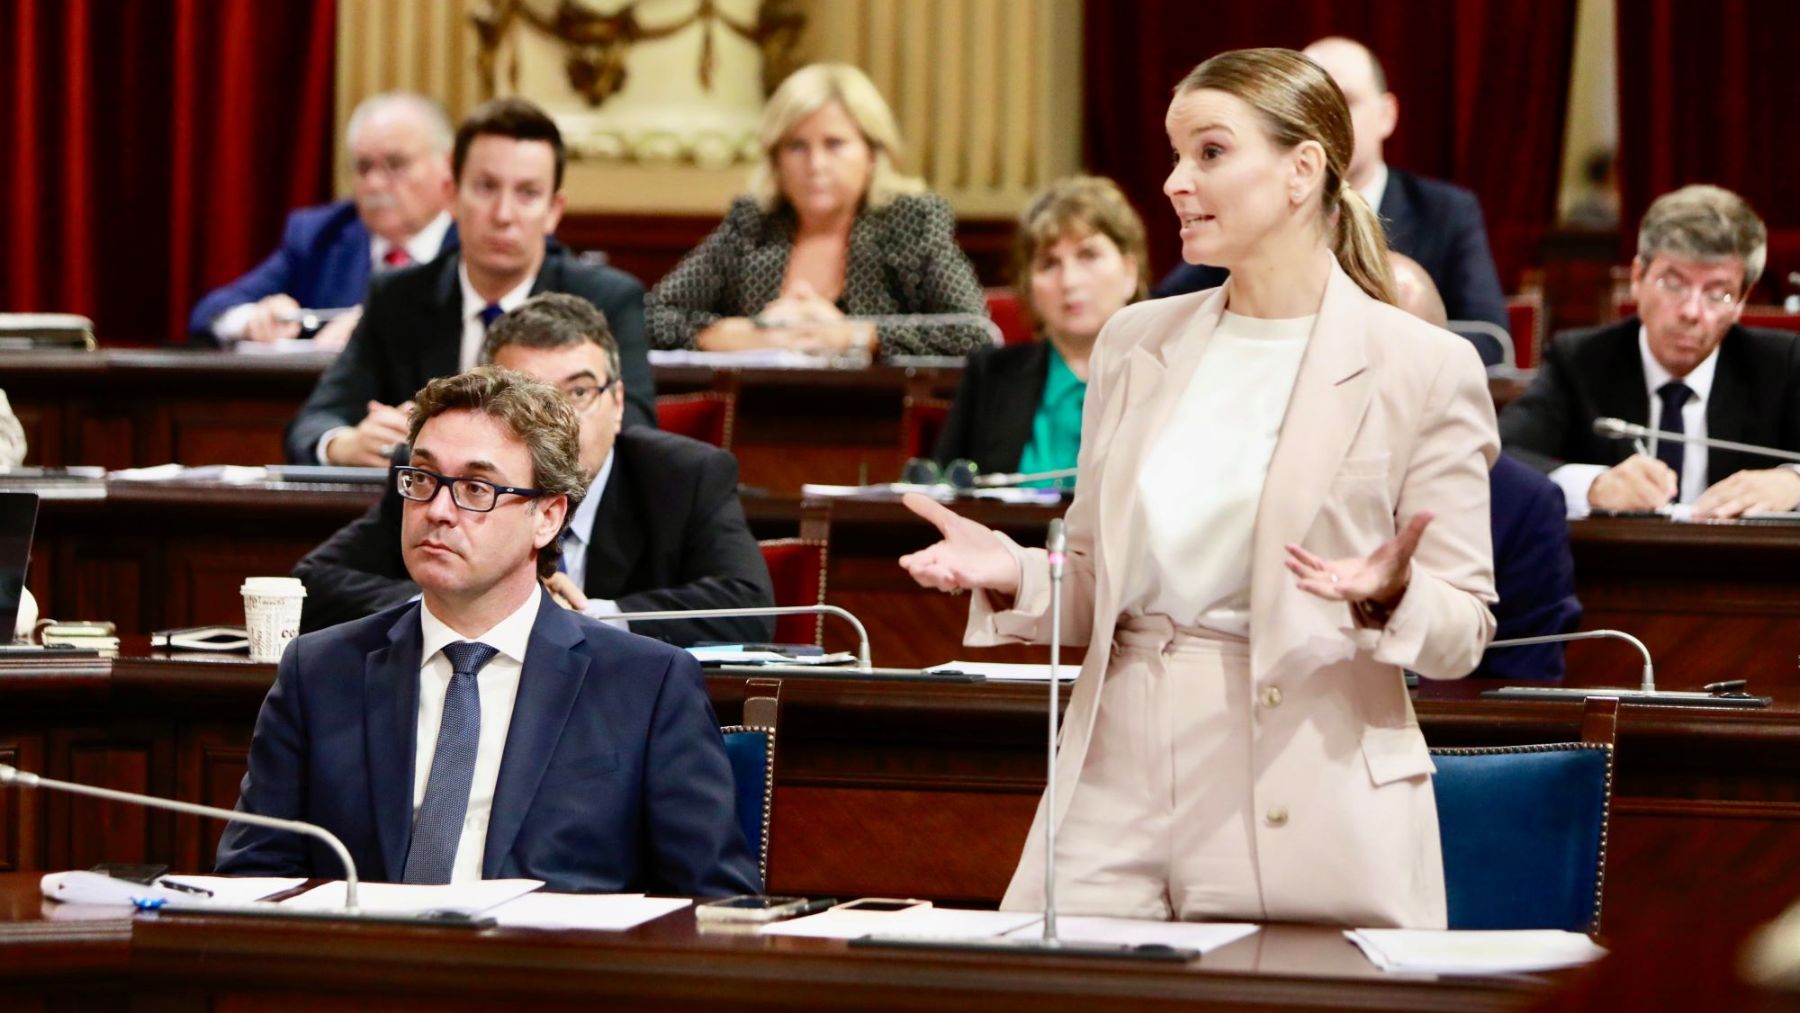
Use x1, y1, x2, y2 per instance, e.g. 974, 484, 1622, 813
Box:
1152, 169, 1510, 364
1498, 318, 1800, 487
284, 250, 655, 463
933, 342, 1051, 474
646, 193, 991, 356
293, 427, 775, 646
187, 201, 462, 343
1475, 453, 1582, 680
215, 591, 762, 895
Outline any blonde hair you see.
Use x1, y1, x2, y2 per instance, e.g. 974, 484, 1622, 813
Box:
748, 63, 924, 212
1636, 184, 1768, 291
1175, 48, 1395, 305
1012, 176, 1151, 331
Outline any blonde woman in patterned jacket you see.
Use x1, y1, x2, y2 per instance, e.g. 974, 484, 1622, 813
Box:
646, 64, 991, 359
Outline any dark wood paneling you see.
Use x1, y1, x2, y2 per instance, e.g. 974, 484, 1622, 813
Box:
63, 743, 151, 869
0, 736, 43, 873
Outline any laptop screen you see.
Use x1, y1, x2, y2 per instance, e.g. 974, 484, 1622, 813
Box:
0, 492, 39, 643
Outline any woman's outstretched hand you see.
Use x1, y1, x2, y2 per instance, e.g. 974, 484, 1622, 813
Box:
1284, 512, 1433, 616
898, 492, 1021, 596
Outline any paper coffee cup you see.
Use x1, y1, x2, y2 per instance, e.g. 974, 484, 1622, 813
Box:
241, 577, 306, 663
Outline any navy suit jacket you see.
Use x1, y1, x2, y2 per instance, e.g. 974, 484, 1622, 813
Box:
1475, 453, 1582, 680
284, 249, 655, 462
215, 590, 761, 895
1498, 318, 1800, 487
187, 200, 460, 343
1152, 169, 1510, 364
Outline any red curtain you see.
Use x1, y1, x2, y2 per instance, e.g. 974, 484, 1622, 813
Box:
1617, 0, 1800, 303
1082, 0, 1577, 292
0, 0, 336, 344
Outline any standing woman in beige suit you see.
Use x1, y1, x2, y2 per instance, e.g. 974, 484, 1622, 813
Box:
901, 48, 1497, 928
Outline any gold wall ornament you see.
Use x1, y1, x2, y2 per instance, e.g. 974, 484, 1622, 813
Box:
474, 0, 803, 107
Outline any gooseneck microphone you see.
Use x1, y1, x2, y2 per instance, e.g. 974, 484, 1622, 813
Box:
1593, 417, 1800, 464
615, 604, 874, 671
0, 763, 361, 911
1479, 629, 1768, 708
1042, 518, 1067, 944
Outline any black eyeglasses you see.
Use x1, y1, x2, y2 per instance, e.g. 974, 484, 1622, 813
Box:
901, 457, 982, 490
562, 375, 619, 414
395, 466, 542, 513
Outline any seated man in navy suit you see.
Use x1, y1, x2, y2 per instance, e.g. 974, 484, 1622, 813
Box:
189, 92, 456, 347
1155, 36, 1511, 365
218, 366, 760, 894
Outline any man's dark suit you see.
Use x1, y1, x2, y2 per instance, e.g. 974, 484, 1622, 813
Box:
215, 590, 761, 895
283, 250, 656, 463
1498, 318, 1800, 486
1476, 453, 1582, 680
187, 201, 460, 344
932, 342, 1053, 474
293, 426, 775, 646
1153, 169, 1511, 364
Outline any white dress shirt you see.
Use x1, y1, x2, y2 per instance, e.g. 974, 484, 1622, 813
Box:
555, 451, 629, 629
1125, 311, 1314, 636
1551, 327, 1719, 515
413, 588, 541, 884
1359, 162, 1390, 218
370, 211, 453, 270
457, 264, 536, 371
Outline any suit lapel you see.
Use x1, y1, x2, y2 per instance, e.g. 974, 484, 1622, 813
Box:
529, 252, 563, 296
1705, 328, 1753, 484
1593, 328, 1650, 466
1097, 287, 1229, 596
745, 210, 793, 312
993, 344, 1050, 468
582, 448, 646, 599
423, 255, 465, 380
339, 218, 372, 305
482, 592, 591, 877
364, 605, 425, 881
1250, 264, 1374, 644
1378, 171, 1414, 251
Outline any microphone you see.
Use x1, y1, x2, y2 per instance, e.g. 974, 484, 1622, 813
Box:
1592, 417, 1800, 464
614, 604, 873, 671
974, 467, 1078, 489
0, 763, 362, 911
1042, 518, 1067, 944
1477, 629, 1767, 708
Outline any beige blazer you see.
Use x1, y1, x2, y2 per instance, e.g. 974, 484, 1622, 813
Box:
968, 260, 1498, 925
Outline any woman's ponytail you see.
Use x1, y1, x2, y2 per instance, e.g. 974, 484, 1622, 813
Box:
1333, 184, 1396, 305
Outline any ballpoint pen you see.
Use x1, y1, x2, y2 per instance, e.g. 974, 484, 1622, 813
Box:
157, 878, 214, 897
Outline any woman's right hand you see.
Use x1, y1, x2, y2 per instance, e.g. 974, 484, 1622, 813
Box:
898, 492, 1021, 596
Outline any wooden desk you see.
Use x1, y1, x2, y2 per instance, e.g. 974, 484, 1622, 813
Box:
0, 875, 1555, 1013
4, 654, 1800, 943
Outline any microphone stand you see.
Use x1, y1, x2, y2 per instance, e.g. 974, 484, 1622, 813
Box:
616, 604, 873, 671
1594, 417, 1800, 465
0, 762, 361, 914
1477, 630, 1768, 708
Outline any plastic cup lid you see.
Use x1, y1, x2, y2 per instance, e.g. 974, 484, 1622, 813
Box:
241, 576, 307, 597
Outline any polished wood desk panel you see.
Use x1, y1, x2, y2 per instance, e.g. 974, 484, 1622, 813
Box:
4, 654, 1800, 943
0, 876, 1553, 1013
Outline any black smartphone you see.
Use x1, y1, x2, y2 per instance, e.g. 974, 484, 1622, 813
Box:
89, 862, 169, 885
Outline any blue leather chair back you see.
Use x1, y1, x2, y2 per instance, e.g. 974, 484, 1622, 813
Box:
721, 726, 775, 881
1431, 744, 1612, 932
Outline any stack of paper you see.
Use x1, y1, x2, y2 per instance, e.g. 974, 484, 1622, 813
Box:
1346, 928, 1608, 974
1004, 917, 1258, 954
280, 878, 542, 917
760, 906, 1040, 940
925, 662, 1076, 682
40, 871, 304, 909
488, 893, 691, 932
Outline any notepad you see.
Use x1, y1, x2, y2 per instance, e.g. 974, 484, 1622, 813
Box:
925, 661, 1076, 682
280, 879, 543, 917
488, 892, 691, 931
1345, 928, 1607, 974
1004, 917, 1259, 954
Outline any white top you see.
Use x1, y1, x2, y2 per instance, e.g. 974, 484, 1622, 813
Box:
1125, 311, 1314, 635
413, 588, 541, 883
1551, 326, 1719, 515
555, 450, 629, 629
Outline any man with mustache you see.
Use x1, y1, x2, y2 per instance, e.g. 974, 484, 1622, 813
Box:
190, 92, 457, 348
220, 366, 760, 894
1501, 185, 1800, 518
285, 97, 655, 466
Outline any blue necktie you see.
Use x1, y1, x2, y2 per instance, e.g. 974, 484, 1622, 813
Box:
402, 640, 498, 884
479, 303, 504, 330
1654, 381, 1692, 492
556, 527, 576, 575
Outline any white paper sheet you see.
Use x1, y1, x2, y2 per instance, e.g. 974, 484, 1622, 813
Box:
280, 879, 543, 916
41, 871, 305, 908
488, 892, 691, 931
925, 661, 1076, 682
1004, 917, 1259, 954
759, 906, 1039, 940
1345, 928, 1608, 974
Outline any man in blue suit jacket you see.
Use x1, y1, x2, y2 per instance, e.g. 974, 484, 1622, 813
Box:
188, 93, 457, 347
1154, 38, 1511, 366
218, 366, 759, 894
1475, 453, 1583, 680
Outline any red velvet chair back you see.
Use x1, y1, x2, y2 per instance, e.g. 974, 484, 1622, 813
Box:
1506, 292, 1546, 369
655, 392, 736, 450
1739, 309, 1800, 334
899, 396, 952, 461
758, 538, 828, 646
984, 288, 1034, 346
